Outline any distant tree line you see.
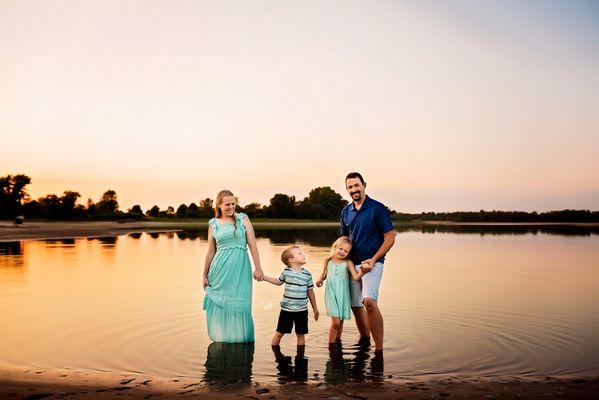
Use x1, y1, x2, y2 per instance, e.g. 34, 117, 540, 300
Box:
1, 174, 598, 222
393, 209, 599, 223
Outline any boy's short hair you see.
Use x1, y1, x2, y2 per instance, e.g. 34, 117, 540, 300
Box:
281, 245, 301, 267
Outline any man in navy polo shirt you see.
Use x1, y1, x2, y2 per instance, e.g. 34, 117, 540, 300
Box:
341, 172, 396, 351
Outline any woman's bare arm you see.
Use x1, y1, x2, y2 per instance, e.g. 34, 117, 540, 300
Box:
243, 216, 264, 281
203, 224, 216, 289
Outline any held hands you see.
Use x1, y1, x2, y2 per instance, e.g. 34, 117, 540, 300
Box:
253, 268, 264, 281
360, 264, 373, 273
315, 279, 324, 287
360, 259, 375, 273
313, 309, 319, 321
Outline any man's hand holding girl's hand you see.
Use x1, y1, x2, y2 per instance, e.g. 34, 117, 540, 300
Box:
359, 263, 373, 273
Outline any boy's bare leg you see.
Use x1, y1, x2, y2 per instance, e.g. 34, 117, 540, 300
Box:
351, 306, 371, 339
272, 331, 284, 346
363, 298, 384, 350
296, 333, 305, 346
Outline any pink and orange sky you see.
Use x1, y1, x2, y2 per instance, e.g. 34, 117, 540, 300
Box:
1, 1, 598, 212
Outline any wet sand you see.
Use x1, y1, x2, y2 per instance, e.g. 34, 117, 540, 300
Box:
1, 365, 597, 399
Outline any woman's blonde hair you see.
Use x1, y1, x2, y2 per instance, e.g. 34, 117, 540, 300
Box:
214, 189, 239, 237
330, 236, 352, 257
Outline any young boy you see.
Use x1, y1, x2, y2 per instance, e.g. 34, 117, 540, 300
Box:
263, 245, 319, 347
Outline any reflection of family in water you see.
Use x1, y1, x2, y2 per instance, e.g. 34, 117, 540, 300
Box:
202, 172, 395, 383
203, 342, 254, 385
203, 341, 384, 386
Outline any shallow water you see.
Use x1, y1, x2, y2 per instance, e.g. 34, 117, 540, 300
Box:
1, 226, 598, 384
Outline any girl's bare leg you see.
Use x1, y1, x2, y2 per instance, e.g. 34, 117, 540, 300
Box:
336, 320, 344, 341
328, 317, 341, 344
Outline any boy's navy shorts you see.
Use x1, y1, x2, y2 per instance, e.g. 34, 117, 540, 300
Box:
276, 309, 308, 334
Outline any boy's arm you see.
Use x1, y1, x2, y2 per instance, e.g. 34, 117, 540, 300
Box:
307, 288, 319, 321
263, 275, 284, 286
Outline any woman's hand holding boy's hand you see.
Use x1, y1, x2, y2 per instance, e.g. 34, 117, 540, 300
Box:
253, 268, 264, 281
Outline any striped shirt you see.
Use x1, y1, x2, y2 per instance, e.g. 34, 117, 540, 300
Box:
278, 267, 314, 312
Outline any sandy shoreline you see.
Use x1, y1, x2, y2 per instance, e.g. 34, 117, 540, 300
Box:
1, 365, 597, 399
1, 220, 597, 242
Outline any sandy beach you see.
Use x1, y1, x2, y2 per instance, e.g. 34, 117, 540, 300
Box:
1, 365, 598, 400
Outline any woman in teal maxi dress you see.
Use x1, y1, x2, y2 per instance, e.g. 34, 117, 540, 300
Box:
202, 190, 264, 343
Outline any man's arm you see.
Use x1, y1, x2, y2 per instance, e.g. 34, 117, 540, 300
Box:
362, 204, 396, 268
363, 230, 396, 267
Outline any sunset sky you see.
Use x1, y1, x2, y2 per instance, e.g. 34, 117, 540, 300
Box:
1, 0, 598, 213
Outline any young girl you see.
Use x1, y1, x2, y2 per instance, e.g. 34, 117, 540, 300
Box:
315, 236, 371, 346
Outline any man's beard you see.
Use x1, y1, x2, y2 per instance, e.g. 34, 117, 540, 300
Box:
351, 192, 362, 201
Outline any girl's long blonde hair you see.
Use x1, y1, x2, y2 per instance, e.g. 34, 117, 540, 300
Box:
214, 189, 239, 237
330, 236, 352, 258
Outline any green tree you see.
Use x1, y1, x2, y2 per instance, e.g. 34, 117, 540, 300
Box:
240, 202, 265, 218
97, 190, 119, 213
185, 202, 199, 218
198, 198, 213, 218
176, 204, 188, 218
129, 205, 144, 215
147, 205, 160, 217
0, 174, 32, 217
301, 186, 347, 219
86, 198, 98, 216
268, 194, 296, 218
60, 191, 81, 217
39, 194, 60, 217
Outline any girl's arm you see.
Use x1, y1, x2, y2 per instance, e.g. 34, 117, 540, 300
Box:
263, 275, 284, 286
347, 260, 371, 282
315, 257, 330, 287
203, 225, 217, 289
243, 216, 264, 281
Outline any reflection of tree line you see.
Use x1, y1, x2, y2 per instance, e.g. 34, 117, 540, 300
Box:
0, 241, 22, 256
167, 225, 599, 243
399, 224, 599, 236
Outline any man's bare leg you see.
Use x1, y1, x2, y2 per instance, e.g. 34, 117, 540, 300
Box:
351, 306, 371, 339
363, 298, 383, 350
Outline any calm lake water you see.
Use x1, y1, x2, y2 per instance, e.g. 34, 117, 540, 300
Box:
1, 225, 599, 384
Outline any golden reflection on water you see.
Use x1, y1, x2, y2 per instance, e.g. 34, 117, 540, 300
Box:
0, 229, 598, 381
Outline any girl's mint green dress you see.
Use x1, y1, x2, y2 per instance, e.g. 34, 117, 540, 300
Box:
324, 259, 352, 320
203, 212, 254, 343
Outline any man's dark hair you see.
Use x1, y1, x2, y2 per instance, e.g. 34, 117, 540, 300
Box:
345, 172, 365, 185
